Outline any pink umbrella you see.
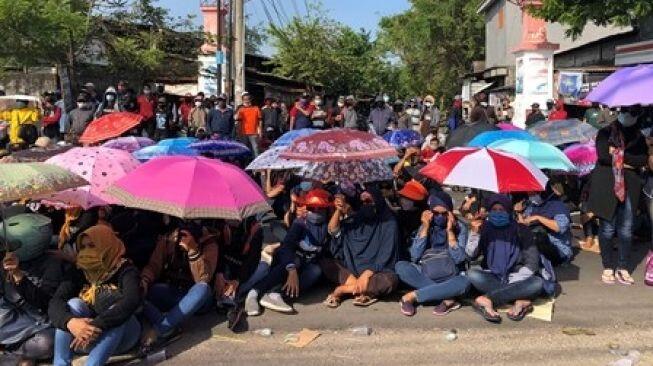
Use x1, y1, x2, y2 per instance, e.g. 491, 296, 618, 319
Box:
43, 147, 140, 209
496, 122, 522, 131
105, 156, 270, 219
563, 142, 597, 176
280, 128, 397, 162
102, 136, 155, 153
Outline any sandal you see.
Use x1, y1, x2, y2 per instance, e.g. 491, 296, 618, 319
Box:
602, 269, 616, 284
472, 302, 502, 324
507, 304, 533, 321
616, 269, 635, 285
323, 294, 342, 308
353, 295, 379, 307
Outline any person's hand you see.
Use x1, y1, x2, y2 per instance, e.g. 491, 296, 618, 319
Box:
405, 147, 420, 157
177, 230, 199, 253
354, 270, 373, 295
282, 268, 300, 298
470, 217, 484, 234
140, 279, 149, 297
2, 252, 24, 284
334, 194, 350, 215
268, 183, 285, 197
609, 146, 616, 154
446, 212, 456, 232
421, 210, 433, 227
296, 205, 308, 219
67, 318, 101, 349
223, 279, 239, 298
525, 215, 540, 225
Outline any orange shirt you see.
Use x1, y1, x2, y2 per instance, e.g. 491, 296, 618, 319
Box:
237, 106, 262, 136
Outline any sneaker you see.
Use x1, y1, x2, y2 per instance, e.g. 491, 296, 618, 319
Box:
259, 292, 294, 314
399, 299, 416, 316
433, 301, 462, 316
616, 269, 635, 286
244, 290, 261, 316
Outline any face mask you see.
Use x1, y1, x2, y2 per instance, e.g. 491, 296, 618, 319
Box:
337, 102, 345, 108
383, 96, 390, 103
306, 211, 326, 225
315, 99, 322, 106
488, 211, 511, 228
106, 95, 115, 102
76, 247, 106, 281
424, 102, 433, 108
358, 204, 376, 220
77, 102, 85, 109
144, 90, 151, 95
399, 197, 414, 211
299, 181, 312, 191
195, 101, 202, 107
432, 214, 447, 228
618, 112, 638, 127
528, 194, 543, 206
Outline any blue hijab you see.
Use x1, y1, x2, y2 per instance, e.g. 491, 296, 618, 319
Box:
482, 194, 521, 283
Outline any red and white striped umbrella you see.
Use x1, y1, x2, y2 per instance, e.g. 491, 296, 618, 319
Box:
420, 147, 548, 193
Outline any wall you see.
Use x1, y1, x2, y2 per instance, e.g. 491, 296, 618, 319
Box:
0, 68, 58, 96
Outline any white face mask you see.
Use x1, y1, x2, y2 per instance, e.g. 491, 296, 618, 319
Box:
424, 102, 432, 108
106, 95, 115, 102
77, 102, 85, 109
618, 112, 638, 127
195, 101, 202, 107
337, 102, 345, 108
383, 96, 390, 103
315, 99, 322, 106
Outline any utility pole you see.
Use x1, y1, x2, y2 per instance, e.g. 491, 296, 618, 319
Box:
233, 0, 245, 106
216, 0, 223, 95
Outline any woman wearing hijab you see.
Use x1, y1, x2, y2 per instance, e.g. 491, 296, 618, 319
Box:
587, 105, 647, 285
395, 180, 429, 257
395, 192, 470, 316
49, 225, 141, 366
322, 188, 399, 308
466, 195, 543, 323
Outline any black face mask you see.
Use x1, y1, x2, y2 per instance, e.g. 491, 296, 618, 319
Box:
358, 204, 377, 221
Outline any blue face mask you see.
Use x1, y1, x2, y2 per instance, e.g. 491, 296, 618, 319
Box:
488, 211, 511, 228
432, 215, 447, 228
299, 181, 312, 191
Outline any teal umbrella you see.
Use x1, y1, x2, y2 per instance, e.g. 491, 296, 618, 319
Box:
467, 130, 537, 147
487, 139, 576, 172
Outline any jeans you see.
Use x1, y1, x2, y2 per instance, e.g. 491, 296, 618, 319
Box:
246, 135, 260, 158
143, 282, 212, 335
252, 257, 322, 296
237, 261, 271, 298
467, 269, 543, 306
599, 197, 633, 270
395, 261, 470, 304
54, 299, 140, 366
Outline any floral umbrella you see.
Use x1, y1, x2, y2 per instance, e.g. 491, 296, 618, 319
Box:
280, 128, 397, 162
563, 142, 597, 176
298, 159, 393, 184
189, 139, 251, 158
245, 146, 307, 171
527, 119, 597, 146
271, 128, 319, 147
79, 112, 143, 145
43, 147, 140, 209
383, 129, 423, 148
102, 136, 155, 153
0, 163, 88, 202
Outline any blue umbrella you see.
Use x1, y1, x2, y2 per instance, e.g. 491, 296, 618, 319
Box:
157, 137, 197, 147
488, 139, 576, 172
467, 130, 538, 147
133, 144, 199, 162
383, 129, 423, 148
189, 139, 251, 158
271, 128, 319, 147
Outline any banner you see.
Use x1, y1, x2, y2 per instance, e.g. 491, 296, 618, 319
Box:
558, 72, 584, 98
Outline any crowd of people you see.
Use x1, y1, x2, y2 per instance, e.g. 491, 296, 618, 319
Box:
2, 82, 653, 366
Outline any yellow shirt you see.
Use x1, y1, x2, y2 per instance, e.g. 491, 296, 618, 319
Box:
1, 108, 40, 144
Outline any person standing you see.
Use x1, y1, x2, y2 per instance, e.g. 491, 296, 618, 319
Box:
368, 96, 396, 135
177, 94, 193, 130
42, 94, 62, 140
583, 103, 602, 129
525, 103, 546, 127
311, 95, 328, 130
394, 100, 409, 130
207, 94, 234, 139
406, 98, 422, 133
137, 85, 157, 137
261, 96, 281, 140
289, 94, 314, 130
420, 95, 440, 137
154, 97, 174, 140
188, 95, 208, 137
66, 94, 95, 145
342, 95, 359, 130
94, 87, 120, 119
548, 99, 568, 121
587, 106, 648, 285
236, 93, 262, 157
329, 96, 345, 128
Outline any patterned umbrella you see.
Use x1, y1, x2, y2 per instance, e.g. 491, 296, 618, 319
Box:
563, 142, 597, 176
383, 129, 423, 148
271, 128, 319, 147
280, 128, 397, 162
488, 139, 576, 172
78, 112, 143, 145
467, 130, 538, 147
157, 137, 198, 147
245, 147, 307, 171
527, 119, 597, 146
106, 156, 271, 220
102, 136, 155, 153
1, 146, 74, 163
0, 163, 88, 202
43, 147, 140, 209
298, 159, 393, 184
133, 144, 199, 162
189, 139, 251, 158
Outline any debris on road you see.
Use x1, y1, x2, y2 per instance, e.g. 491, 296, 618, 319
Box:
562, 327, 596, 336
350, 326, 373, 336
444, 329, 458, 342
285, 329, 321, 348
254, 328, 273, 337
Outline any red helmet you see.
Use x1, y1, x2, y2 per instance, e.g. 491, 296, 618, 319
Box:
302, 188, 332, 208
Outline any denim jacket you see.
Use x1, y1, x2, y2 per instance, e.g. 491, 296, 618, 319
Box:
409, 221, 468, 266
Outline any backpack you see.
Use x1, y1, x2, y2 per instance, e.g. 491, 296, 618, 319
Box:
645, 250, 653, 287
420, 247, 457, 283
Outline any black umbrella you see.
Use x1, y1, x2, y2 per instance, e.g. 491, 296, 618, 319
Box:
445, 122, 499, 150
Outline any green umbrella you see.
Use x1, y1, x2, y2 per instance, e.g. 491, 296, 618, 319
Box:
0, 163, 88, 203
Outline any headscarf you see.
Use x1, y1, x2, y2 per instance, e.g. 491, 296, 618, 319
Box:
481, 194, 520, 283
58, 207, 82, 249
427, 191, 454, 249
75, 225, 126, 306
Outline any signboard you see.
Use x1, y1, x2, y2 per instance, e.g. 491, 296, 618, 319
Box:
558, 72, 583, 99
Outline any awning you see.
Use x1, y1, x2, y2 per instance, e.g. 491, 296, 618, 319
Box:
164, 83, 199, 96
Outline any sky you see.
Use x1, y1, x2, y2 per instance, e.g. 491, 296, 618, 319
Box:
158, 0, 411, 55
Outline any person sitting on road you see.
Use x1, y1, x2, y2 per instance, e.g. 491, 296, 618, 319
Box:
466, 194, 543, 323
245, 189, 332, 315
395, 191, 470, 317
395, 179, 429, 256
321, 187, 399, 308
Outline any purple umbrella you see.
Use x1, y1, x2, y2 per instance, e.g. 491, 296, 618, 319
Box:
102, 137, 155, 153
586, 64, 653, 107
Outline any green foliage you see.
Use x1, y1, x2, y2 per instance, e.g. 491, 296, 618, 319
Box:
531, 0, 653, 39
246, 22, 268, 54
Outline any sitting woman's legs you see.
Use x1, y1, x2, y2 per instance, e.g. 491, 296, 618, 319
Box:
84, 316, 141, 366
146, 282, 212, 335
415, 275, 470, 304
486, 276, 544, 307
298, 262, 322, 292
54, 298, 93, 366
395, 261, 435, 290
467, 268, 502, 294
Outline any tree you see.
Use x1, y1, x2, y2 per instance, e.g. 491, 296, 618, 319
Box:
531, 0, 653, 39
378, 0, 485, 103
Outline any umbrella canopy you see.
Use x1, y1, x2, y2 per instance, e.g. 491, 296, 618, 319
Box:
43, 147, 140, 209
133, 144, 199, 162
527, 119, 597, 146
383, 129, 423, 148
2, 146, 73, 163
487, 139, 576, 172
496, 122, 523, 131
466, 130, 537, 147
106, 156, 270, 220
78, 112, 143, 145
280, 128, 397, 162
245, 146, 307, 171
102, 136, 155, 153
298, 159, 393, 185
563, 142, 597, 176
420, 148, 548, 193
0, 163, 88, 202
157, 137, 197, 147
586, 64, 653, 107
445, 122, 499, 149
271, 128, 319, 147
189, 139, 251, 158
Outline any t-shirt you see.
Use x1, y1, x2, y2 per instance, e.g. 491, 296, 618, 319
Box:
237, 106, 262, 136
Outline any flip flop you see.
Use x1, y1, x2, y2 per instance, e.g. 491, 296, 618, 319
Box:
353, 295, 379, 307
323, 294, 342, 308
507, 304, 533, 321
472, 302, 502, 324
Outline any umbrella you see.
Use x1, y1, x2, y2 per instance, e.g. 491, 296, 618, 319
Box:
496, 122, 523, 131
43, 147, 140, 209
102, 136, 155, 153
487, 139, 576, 172
245, 146, 307, 171
527, 119, 597, 146
2, 146, 73, 163
466, 130, 537, 147
563, 142, 597, 176
280, 128, 397, 162
445, 122, 499, 149
271, 128, 319, 147
420, 147, 548, 193
78, 112, 143, 145
105, 156, 271, 220
189, 139, 251, 158
298, 159, 393, 184
383, 129, 423, 148
586, 64, 653, 107
0, 163, 88, 202
133, 144, 199, 162
157, 137, 197, 147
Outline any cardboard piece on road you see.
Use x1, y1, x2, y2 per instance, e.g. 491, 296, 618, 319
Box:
286, 328, 321, 348
496, 297, 555, 322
